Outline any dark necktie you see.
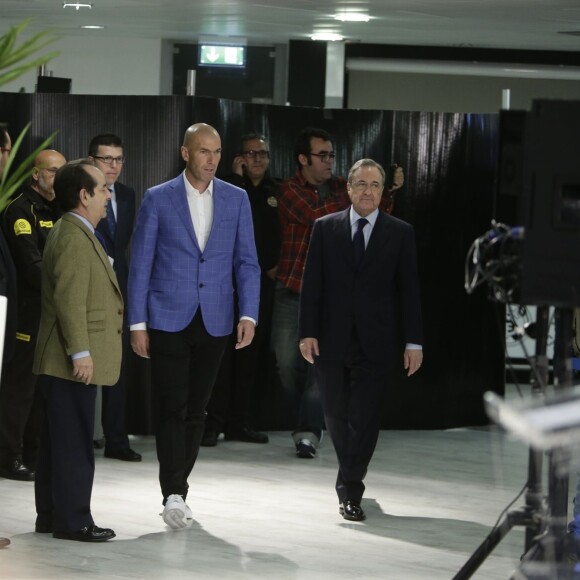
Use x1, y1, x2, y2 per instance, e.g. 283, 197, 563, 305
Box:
94, 229, 109, 254
106, 190, 116, 238
353, 217, 368, 267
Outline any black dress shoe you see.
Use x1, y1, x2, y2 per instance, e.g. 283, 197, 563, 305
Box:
104, 448, 142, 462
201, 430, 219, 447
0, 459, 35, 481
53, 524, 115, 542
224, 427, 269, 444
339, 500, 366, 521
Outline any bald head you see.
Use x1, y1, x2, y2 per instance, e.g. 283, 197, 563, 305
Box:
183, 123, 220, 148
32, 149, 67, 201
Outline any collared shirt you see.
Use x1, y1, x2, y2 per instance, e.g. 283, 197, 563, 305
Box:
183, 171, 213, 253
349, 207, 379, 248
277, 169, 349, 294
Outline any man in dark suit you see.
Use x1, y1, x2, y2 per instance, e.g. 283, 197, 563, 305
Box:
299, 158, 423, 522
88, 134, 140, 462
33, 159, 123, 541
128, 123, 260, 530
0, 125, 17, 548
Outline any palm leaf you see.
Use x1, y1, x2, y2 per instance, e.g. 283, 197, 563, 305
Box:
0, 20, 59, 83
0, 123, 58, 213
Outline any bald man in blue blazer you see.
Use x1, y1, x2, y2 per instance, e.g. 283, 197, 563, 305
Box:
128, 123, 260, 529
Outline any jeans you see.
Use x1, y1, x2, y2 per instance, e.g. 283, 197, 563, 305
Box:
271, 282, 323, 444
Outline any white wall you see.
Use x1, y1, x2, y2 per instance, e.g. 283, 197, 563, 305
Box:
347, 70, 580, 113
1, 35, 166, 95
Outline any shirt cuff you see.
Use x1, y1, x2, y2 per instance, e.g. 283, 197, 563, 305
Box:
71, 351, 90, 360
406, 343, 422, 350
240, 316, 256, 326
130, 323, 147, 331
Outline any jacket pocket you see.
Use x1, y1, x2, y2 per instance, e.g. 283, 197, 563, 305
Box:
87, 309, 105, 332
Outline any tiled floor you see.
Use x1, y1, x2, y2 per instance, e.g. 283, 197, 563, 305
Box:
2, 417, 570, 579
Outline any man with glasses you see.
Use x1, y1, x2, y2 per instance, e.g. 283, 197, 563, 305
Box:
202, 133, 280, 447
88, 134, 141, 462
299, 159, 422, 521
0, 148, 66, 481
272, 128, 403, 459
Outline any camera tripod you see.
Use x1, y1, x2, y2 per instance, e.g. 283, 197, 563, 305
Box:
453, 306, 576, 579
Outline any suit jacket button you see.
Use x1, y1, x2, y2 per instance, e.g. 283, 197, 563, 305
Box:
117, 329, 122, 334
200, 258, 205, 263
199, 283, 204, 288
118, 309, 123, 315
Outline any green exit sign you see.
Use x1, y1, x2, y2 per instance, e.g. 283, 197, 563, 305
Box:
199, 44, 245, 67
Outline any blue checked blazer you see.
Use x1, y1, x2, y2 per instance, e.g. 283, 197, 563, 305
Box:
127, 174, 260, 336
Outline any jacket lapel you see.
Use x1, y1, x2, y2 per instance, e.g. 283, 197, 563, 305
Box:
363, 211, 391, 267
168, 176, 200, 251
63, 214, 122, 297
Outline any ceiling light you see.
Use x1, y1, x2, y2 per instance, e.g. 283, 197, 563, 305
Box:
334, 12, 370, 23
311, 33, 344, 42
63, 2, 93, 10
81, 25, 104, 29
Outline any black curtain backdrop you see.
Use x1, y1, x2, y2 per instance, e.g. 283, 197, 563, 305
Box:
0, 93, 505, 433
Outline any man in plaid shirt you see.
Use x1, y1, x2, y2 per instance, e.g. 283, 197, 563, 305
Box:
272, 127, 402, 458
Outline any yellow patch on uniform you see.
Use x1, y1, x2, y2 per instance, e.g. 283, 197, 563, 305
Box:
14, 219, 32, 236
267, 196, 278, 208
16, 332, 31, 342
39, 220, 54, 228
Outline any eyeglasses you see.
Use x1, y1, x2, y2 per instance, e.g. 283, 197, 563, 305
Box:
93, 155, 125, 165
37, 167, 59, 175
351, 180, 383, 193
242, 150, 270, 159
310, 152, 335, 162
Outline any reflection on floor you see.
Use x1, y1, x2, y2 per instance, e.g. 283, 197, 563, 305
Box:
0, 426, 574, 579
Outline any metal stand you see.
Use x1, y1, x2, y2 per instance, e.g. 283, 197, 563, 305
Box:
454, 306, 574, 580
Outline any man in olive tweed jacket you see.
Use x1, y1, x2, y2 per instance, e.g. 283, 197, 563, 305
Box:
33, 160, 123, 542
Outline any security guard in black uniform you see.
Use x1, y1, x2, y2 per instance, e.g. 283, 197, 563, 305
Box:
202, 133, 281, 446
0, 149, 66, 481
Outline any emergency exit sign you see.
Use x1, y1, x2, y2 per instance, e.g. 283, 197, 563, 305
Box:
199, 44, 245, 67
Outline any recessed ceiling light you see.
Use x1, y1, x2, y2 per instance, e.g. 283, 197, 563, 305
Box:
311, 33, 344, 42
63, 2, 93, 10
334, 12, 370, 23
81, 25, 104, 29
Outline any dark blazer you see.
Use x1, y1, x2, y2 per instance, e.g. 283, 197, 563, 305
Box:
299, 207, 423, 367
96, 181, 135, 299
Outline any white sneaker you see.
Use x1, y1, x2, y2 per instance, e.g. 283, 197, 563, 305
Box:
162, 494, 187, 529
184, 503, 193, 519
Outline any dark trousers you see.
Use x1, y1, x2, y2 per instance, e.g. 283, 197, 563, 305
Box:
35, 375, 96, 533
101, 329, 130, 450
0, 332, 43, 469
206, 275, 275, 433
314, 331, 387, 504
149, 311, 228, 502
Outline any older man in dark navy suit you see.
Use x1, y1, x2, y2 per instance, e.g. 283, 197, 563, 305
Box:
299, 158, 423, 522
